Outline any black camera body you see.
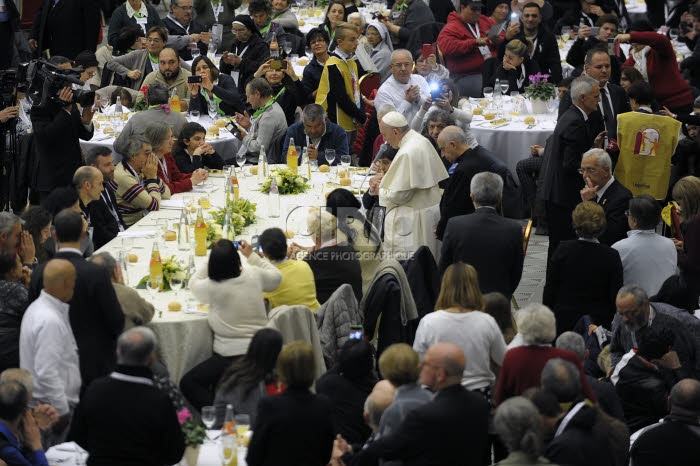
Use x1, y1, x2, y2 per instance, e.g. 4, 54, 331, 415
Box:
23, 60, 95, 109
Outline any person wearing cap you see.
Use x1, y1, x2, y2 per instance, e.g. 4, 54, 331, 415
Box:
377, 111, 448, 258
220, 15, 270, 102
437, 0, 504, 98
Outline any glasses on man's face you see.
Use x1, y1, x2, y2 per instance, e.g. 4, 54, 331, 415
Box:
176, 5, 193, 10
577, 167, 597, 174
146, 37, 163, 43
392, 62, 412, 69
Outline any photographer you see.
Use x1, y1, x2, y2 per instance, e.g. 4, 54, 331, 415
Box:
30, 58, 95, 203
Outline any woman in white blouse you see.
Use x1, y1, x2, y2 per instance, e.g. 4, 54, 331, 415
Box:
180, 239, 282, 410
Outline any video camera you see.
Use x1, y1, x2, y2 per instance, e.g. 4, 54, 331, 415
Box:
0, 67, 28, 107
22, 59, 95, 109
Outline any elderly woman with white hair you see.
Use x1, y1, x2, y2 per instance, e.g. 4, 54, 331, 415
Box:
494, 397, 552, 465
494, 303, 597, 405
302, 208, 363, 305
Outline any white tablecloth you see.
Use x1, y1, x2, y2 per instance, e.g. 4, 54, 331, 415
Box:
97, 167, 337, 383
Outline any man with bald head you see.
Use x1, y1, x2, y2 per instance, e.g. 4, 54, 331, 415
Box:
342, 343, 490, 465
20, 259, 78, 444
630, 378, 700, 465
378, 111, 448, 258
74, 166, 104, 250
374, 49, 431, 124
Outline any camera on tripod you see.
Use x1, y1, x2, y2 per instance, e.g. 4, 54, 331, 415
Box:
22, 59, 95, 109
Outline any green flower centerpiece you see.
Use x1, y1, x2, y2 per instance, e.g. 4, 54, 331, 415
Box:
211, 197, 258, 234
260, 167, 310, 195
137, 256, 187, 291
524, 73, 556, 114
206, 223, 223, 249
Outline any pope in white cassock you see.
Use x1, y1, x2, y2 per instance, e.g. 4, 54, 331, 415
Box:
378, 111, 449, 259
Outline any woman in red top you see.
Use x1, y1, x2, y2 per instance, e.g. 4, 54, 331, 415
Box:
618, 24, 693, 114
143, 121, 208, 194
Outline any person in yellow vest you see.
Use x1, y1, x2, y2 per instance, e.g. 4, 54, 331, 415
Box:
615, 82, 681, 200
315, 22, 368, 151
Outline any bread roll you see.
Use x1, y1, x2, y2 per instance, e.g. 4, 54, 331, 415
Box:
251, 166, 259, 175
103, 127, 114, 134
284, 230, 295, 239
216, 119, 227, 128
340, 177, 351, 186
128, 253, 138, 263
209, 126, 220, 136
319, 164, 330, 173
484, 112, 496, 120
168, 301, 182, 312
524, 116, 536, 125
165, 231, 177, 241
472, 107, 483, 115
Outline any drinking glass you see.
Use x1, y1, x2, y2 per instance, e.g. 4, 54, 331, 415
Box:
561, 26, 571, 41
312, 182, 323, 199
499, 81, 509, 95
340, 154, 351, 179
159, 218, 169, 241
305, 46, 313, 57
290, 53, 299, 65
219, 434, 237, 466
201, 405, 216, 442
118, 250, 130, 286
208, 102, 218, 120
190, 110, 200, 122
283, 41, 293, 56
100, 98, 110, 113
236, 152, 247, 172
482, 87, 493, 109
325, 149, 336, 180
234, 414, 250, 445
146, 277, 162, 301
191, 47, 201, 60
169, 274, 184, 300
670, 28, 680, 43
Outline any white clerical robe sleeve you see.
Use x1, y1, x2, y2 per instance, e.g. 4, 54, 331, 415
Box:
380, 187, 415, 205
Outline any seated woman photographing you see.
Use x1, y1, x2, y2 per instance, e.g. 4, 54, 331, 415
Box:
187, 56, 244, 117
252, 58, 309, 126
182, 239, 283, 410
172, 122, 224, 174
220, 15, 270, 102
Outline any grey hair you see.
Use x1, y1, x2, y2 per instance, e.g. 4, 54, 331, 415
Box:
541, 358, 582, 403
347, 12, 365, 27
494, 397, 544, 458
391, 49, 412, 63
516, 303, 556, 344
73, 166, 101, 189
89, 251, 118, 275
377, 104, 396, 119
122, 135, 151, 161
582, 148, 611, 171
439, 125, 468, 145
117, 326, 157, 366
84, 145, 112, 167
471, 172, 503, 206
0, 369, 33, 397
302, 104, 326, 122
617, 284, 649, 306
146, 83, 169, 106
0, 381, 29, 422
307, 208, 338, 243
556, 332, 586, 361
570, 75, 598, 103
0, 212, 20, 235
144, 121, 172, 151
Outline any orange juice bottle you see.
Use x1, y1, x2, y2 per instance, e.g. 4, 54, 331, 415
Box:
231, 173, 240, 201
286, 138, 298, 174
223, 404, 236, 435
170, 88, 181, 113
149, 242, 163, 289
270, 33, 279, 58
194, 207, 207, 256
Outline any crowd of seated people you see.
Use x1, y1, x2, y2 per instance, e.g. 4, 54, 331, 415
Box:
3, 0, 700, 464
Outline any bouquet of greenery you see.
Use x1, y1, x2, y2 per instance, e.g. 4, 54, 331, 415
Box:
260, 167, 310, 195
211, 197, 258, 234
524, 73, 556, 101
206, 222, 223, 249
177, 408, 207, 448
132, 85, 149, 112
137, 255, 187, 291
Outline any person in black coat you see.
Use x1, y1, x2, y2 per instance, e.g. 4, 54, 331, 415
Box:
107, 0, 164, 48
579, 149, 632, 246
343, 342, 490, 466
30, 0, 100, 58
31, 82, 95, 203
565, 14, 626, 85
172, 122, 224, 174
85, 146, 127, 244
483, 39, 541, 94
316, 339, 377, 446
543, 76, 606, 261
250, 58, 311, 126
28, 210, 124, 394
163, 2, 209, 61
544, 202, 623, 335
188, 55, 244, 116
303, 208, 363, 305
499, 2, 562, 84
220, 15, 270, 106
69, 327, 186, 466
247, 341, 334, 466
440, 172, 524, 301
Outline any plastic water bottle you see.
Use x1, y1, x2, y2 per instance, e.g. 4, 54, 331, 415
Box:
268, 177, 280, 218
257, 146, 267, 183
493, 78, 502, 110
178, 208, 189, 251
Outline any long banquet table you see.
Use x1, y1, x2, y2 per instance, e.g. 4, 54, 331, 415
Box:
97, 165, 360, 383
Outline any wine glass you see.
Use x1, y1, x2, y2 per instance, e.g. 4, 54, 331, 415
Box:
208, 102, 218, 120
219, 434, 237, 465
305, 46, 313, 58
146, 277, 162, 302
670, 28, 680, 44
499, 81, 509, 95
100, 97, 110, 114
236, 152, 246, 173
483, 87, 494, 109
201, 406, 216, 442
118, 250, 130, 286
561, 26, 571, 42
191, 47, 201, 60
189, 110, 200, 122
325, 149, 336, 180
169, 274, 184, 301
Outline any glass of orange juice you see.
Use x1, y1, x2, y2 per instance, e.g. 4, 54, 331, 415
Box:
234, 415, 250, 444
219, 434, 237, 466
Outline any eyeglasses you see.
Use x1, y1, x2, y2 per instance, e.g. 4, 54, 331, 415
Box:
146, 37, 163, 43
175, 5, 193, 10
577, 167, 597, 174
391, 62, 412, 69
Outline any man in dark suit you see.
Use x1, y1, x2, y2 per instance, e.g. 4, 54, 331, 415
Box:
163, 0, 211, 60
29, 209, 124, 394
86, 146, 127, 241
439, 172, 524, 300
342, 342, 490, 466
435, 126, 500, 240
543, 75, 607, 261
29, 0, 100, 59
31, 66, 95, 203
579, 148, 632, 246
559, 47, 631, 150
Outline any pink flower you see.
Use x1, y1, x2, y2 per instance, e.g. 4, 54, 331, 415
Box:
177, 408, 192, 425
